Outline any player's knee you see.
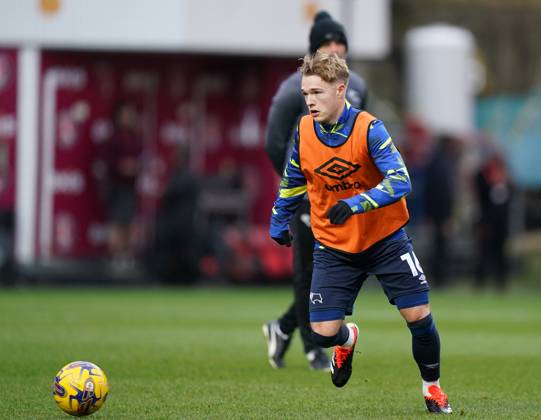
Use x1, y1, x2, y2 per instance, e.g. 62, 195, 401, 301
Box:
311, 320, 341, 336
311, 330, 341, 348
401, 306, 431, 323
396, 292, 430, 323
311, 320, 345, 347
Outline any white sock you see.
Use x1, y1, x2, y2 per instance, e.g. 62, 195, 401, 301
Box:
341, 324, 356, 348
423, 379, 441, 397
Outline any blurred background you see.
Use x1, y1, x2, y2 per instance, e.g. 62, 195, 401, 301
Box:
0, 0, 540, 290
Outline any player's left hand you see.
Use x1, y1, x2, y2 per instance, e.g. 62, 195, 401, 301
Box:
272, 230, 293, 247
327, 201, 353, 224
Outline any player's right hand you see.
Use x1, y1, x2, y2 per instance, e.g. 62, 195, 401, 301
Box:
327, 200, 353, 224
272, 231, 292, 247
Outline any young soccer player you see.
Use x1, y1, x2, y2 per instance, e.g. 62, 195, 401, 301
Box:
263, 10, 367, 371
269, 51, 452, 414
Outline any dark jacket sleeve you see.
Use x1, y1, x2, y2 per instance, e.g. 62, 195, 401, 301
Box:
347, 71, 369, 111
264, 74, 305, 175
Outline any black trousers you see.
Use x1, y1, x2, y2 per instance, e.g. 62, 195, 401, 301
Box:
475, 223, 509, 290
429, 220, 450, 287
278, 200, 318, 353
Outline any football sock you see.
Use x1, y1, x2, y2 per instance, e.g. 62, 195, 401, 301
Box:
422, 379, 441, 397
407, 314, 440, 382
341, 324, 356, 348
311, 323, 350, 348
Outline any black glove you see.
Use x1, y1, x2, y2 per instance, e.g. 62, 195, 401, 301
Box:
327, 201, 353, 225
272, 230, 292, 247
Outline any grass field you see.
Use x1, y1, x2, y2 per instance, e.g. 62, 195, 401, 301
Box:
1, 287, 540, 419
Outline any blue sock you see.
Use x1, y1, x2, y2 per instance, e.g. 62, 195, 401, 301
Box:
407, 314, 440, 382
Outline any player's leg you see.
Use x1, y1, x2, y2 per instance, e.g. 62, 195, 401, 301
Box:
262, 304, 294, 369
398, 301, 451, 414
291, 200, 330, 370
311, 318, 358, 387
373, 233, 452, 414
309, 245, 364, 387
262, 205, 309, 369
399, 303, 439, 388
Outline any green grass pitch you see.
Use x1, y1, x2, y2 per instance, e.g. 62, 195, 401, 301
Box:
1, 287, 540, 419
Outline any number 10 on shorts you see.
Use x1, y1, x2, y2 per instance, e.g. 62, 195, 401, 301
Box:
400, 251, 425, 277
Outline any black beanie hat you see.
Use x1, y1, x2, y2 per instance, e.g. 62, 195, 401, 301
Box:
309, 11, 348, 54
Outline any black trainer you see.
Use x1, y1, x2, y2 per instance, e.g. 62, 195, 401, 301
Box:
306, 348, 331, 371
262, 321, 291, 368
330, 323, 358, 388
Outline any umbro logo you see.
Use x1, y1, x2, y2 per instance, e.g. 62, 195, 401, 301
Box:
315, 157, 361, 181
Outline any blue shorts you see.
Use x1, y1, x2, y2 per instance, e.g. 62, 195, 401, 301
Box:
309, 234, 430, 322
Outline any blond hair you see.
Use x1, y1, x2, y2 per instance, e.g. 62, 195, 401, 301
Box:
299, 51, 349, 84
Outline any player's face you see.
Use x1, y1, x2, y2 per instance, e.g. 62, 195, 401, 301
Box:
301, 75, 346, 124
318, 40, 347, 59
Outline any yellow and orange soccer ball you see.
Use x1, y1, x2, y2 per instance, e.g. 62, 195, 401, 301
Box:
53, 361, 109, 416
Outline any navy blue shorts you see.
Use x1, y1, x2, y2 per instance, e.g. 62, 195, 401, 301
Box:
309, 234, 430, 322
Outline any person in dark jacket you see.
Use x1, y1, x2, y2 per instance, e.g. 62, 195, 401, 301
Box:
474, 152, 513, 290
105, 101, 143, 273
262, 10, 368, 371
149, 145, 200, 283
423, 135, 460, 287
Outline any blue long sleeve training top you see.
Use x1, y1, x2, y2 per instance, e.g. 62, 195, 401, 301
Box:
269, 103, 411, 244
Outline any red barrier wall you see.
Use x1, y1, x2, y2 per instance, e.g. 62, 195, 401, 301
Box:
38, 50, 297, 259
0, 49, 17, 213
